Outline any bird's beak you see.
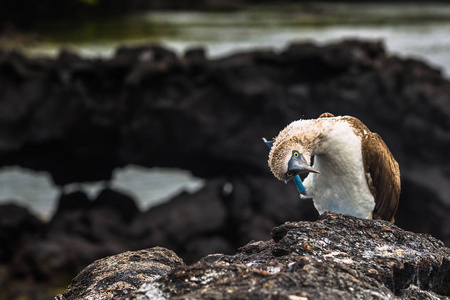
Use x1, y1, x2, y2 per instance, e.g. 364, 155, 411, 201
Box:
288, 153, 320, 175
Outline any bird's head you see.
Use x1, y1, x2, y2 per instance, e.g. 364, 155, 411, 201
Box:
267, 138, 320, 182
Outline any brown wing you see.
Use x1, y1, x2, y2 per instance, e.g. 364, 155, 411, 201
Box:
362, 133, 401, 222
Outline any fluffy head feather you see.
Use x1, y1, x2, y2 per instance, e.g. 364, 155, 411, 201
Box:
268, 119, 324, 181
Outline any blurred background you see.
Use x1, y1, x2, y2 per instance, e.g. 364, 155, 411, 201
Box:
1, 1, 450, 299
2, 2, 450, 71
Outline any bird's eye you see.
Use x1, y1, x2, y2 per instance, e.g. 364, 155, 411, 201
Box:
286, 172, 293, 177
294, 151, 299, 157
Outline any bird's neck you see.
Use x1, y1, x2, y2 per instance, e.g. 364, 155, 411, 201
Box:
314, 124, 362, 174
309, 119, 359, 159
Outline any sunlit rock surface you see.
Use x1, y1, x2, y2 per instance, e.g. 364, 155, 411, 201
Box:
56, 247, 184, 300
57, 212, 450, 300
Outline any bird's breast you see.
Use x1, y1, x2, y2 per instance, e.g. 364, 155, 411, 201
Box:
305, 129, 376, 219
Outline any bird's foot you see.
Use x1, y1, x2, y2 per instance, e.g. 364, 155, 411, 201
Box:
299, 194, 313, 201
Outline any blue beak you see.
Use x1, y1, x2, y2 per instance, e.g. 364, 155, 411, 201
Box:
293, 175, 306, 195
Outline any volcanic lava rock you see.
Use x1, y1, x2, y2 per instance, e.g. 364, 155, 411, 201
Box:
55, 247, 184, 300
58, 212, 450, 300
130, 178, 232, 264
0, 203, 42, 262
93, 188, 139, 223
7, 189, 139, 288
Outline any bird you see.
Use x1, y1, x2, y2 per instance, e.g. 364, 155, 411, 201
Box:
264, 113, 400, 222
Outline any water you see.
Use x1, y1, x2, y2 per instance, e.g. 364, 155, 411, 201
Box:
18, 3, 450, 76
0, 165, 204, 220
0, 167, 60, 220
2, 3, 450, 219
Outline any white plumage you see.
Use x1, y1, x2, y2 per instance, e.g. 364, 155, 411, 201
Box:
302, 120, 374, 218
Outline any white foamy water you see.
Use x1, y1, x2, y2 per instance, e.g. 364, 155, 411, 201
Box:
0, 167, 60, 221
0, 165, 204, 220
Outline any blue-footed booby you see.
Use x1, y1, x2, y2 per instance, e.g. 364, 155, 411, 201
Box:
264, 113, 400, 222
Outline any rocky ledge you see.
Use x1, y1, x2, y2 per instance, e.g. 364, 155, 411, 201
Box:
56, 212, 450, 300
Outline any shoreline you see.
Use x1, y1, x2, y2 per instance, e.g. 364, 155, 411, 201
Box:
2, 3, 450, 77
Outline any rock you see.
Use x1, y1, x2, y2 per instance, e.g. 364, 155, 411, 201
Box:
0, 203, 43, 262
50, 189, 135, 246
171, 212, 449, 299
58, 212, 450, 299
56, 247, 184, 300
115, 44, 177, 65
53, 191, 91, 213
8, 189, 139, 283
184, 47, 207, 64
93, 188, 139, 223
184, 236, 235, 263
396, 173, 450, 247
224, 175, 318, 246
268, 212, 450, 297
130, 176, 316, 264
131, 178, 230, 264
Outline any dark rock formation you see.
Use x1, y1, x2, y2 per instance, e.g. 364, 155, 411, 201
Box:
57, 212, 450, 300
94, 188, 139, 223
32, 189, 139, 278
130, 178, 232, 263
0, 203, 43, 262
